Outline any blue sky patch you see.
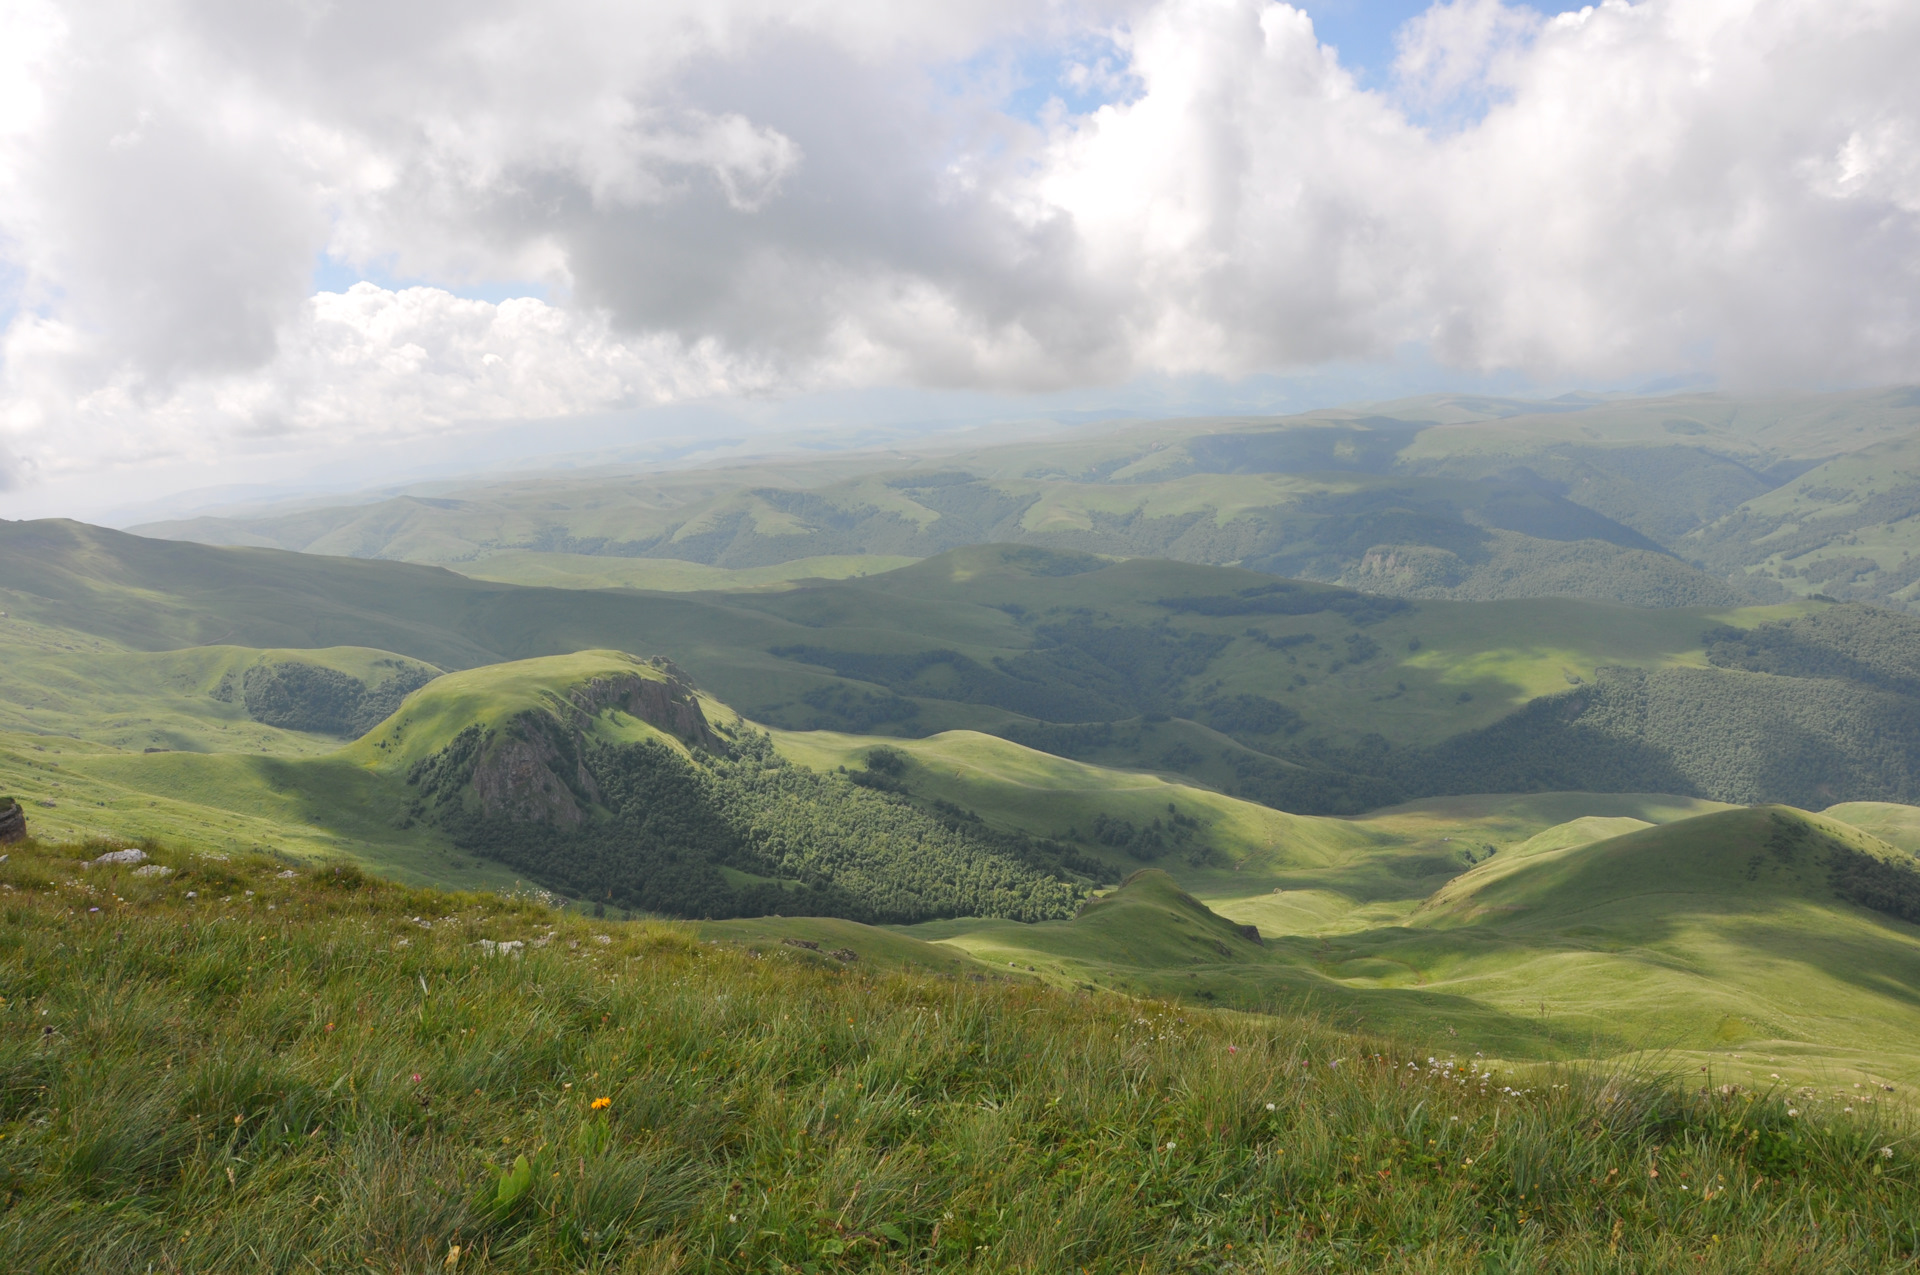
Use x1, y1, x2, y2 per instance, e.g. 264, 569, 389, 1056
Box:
310, 253, 548, 305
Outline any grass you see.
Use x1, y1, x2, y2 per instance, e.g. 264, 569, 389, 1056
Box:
4, 836, 1920, 1272
338, 649, 679, 773
853, 809, 1920, 1092
0, 617, 435, 757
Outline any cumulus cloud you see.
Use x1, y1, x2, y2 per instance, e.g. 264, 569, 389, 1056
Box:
2, 0, 1919, 486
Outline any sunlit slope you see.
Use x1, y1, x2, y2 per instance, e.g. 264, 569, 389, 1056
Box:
1371, 807, 1920, 1078
894, 870, 1624, 1059
895, 808, 1920, 1085
762, 726, 1748, 932
909, 869, 1268, 973
0, 732, 500, 890
1824, 801, 1920, 855
0, 622, 440, 754
767, 725, 1377, 872
1688, 429, 1920, 609
1418, 805, 1914, 926
0, 651, 697, 891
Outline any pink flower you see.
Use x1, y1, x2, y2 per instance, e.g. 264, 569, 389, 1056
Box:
411, 1073, 422, 1083
1228, 1046, 1238, 1054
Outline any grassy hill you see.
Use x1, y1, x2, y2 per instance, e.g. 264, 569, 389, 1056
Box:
16, 519, 1920, 814
864, 808, 1920, 1091
2, 649, 1104, 926
3, 834, 1917, 1272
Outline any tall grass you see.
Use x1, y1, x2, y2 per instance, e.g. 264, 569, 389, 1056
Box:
0, 838, 1914, 1272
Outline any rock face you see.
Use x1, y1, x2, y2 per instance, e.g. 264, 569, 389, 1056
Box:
565, 667, 721, 751
0, 797, 25, 845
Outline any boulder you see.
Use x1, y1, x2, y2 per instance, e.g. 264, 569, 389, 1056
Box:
90, 848, 147, 866
0, 797, 23, 845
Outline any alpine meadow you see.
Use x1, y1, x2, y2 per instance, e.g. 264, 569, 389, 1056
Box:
8, 1, 1920, 1270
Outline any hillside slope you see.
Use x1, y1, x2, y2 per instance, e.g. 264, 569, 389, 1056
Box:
18, 520, 1920, 812
906, 808, 1920, 1084
4, 836, 1913, 1271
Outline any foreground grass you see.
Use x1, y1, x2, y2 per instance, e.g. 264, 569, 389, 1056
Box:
0, 842, 1916, 1272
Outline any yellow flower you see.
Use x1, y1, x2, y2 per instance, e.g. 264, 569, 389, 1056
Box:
591, 1096, 611, 1110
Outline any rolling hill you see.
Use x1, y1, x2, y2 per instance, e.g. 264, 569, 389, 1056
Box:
130, 386, 1920, 610
11, 513, 1920, 1091
862, 807, 1920, 1087
15, 519, 1920, 817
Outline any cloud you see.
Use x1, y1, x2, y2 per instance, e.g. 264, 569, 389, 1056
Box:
0, 283, 779, 478
2, 0, 1919, 486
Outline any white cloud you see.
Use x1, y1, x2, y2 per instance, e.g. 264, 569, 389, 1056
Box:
0, 284, 781, 480
2, 0, 1919, 491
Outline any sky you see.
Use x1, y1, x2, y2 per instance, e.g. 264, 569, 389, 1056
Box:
1, 0, 1918, 521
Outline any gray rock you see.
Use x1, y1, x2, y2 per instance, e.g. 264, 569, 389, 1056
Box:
90, 848, 147, 866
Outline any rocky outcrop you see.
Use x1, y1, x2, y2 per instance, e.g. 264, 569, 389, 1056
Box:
562, 664, 722, 752
468, 721, 600, 828
0, 797, 26, 845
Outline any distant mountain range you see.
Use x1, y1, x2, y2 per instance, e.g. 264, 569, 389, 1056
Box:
129, 386, 1920, 611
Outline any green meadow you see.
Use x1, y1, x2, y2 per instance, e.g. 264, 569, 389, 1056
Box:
2, 836, 1917, 1272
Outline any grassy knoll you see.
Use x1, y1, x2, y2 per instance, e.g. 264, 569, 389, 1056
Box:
338, 649, 685, 773
3, 837, 1918, 1272
0, 732, 510, 892
0, 653, 692, 894
761, 724, 1735, 922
